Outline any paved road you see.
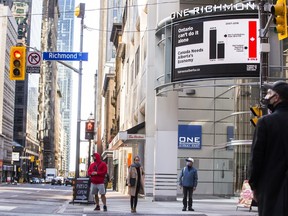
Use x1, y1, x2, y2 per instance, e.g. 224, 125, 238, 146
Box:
0, 183, 258, 216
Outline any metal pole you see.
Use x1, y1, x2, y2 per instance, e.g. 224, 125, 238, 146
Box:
259, 0, 269, 101
75, 15, 84, 179
88, 139, 91, 170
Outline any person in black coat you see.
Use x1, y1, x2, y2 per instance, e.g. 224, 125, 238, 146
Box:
249, 81, 288, 216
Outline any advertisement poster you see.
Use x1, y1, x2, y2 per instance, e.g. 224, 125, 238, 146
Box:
172, 16, 260, 81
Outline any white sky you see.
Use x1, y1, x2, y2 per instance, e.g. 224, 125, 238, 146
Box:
70, 1, 100, 171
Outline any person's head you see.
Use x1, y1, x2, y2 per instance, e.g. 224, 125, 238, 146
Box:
262, 81, 288, 111
92, 152, 101, 162
186, 157, 194, 167
134, 155, 140, 164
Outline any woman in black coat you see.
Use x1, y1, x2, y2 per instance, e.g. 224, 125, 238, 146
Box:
249, 81, 288, 216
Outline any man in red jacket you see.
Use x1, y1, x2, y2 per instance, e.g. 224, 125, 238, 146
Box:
88, 152, 108, 211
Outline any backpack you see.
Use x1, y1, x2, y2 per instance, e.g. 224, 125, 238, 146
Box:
104, 173, 110, 184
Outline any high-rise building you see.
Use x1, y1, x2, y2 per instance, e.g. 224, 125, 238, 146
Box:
0, 3, 18, 183
57, 0, 75, 176
38, 0, 61, 173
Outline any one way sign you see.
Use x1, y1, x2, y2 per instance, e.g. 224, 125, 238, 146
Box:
26, 51, 41, 73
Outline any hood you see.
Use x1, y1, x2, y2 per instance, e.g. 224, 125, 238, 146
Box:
93, 152, 101, 162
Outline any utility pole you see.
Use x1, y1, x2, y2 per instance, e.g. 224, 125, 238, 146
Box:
74, 3, 85, 178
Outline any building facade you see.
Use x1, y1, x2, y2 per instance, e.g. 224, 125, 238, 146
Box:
98, 0, 288, 201
38, 0, 61, 173
0, 3, 18, 182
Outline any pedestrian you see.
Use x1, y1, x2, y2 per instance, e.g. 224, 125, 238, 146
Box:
127, 155, 145, 213
249, 80, 288, 216
179, 157, 198, 211
88, 152, 108, 212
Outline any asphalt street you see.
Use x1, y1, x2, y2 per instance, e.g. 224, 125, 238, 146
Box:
0, 183, 258, 216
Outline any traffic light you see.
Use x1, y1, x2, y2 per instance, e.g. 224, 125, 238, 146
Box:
9, 46, 26, 80
250, 106, 263, 127
30, 156, 35, 162
271, 0, 288, 40
85, 121, 94, 139
75, 3, 85, 18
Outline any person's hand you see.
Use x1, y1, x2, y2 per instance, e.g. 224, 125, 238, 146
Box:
179, 185, 182, 189
92, 171, 97, 175
193, 187, 196, 191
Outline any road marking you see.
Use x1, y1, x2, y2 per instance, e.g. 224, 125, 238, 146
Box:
0, 206, 17, 211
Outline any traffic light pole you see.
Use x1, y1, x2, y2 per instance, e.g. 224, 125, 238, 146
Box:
75, 13, 84, 179
259, 0, 269, 102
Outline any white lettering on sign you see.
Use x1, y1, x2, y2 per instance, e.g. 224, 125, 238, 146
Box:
179, 136, 200, 144
171, 2, 257, 20
49, 52, 78, 59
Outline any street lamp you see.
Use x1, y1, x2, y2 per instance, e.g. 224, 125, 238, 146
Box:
75, 3, 85, 178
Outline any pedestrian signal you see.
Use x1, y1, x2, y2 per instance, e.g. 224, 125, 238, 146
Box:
85, 121, 94, 140
85, 121, 94, 132
10, 46, 26, 80
250, 106, 262, 127
271, 0, 288, 40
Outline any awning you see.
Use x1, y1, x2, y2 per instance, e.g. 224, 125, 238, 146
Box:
108, 122, 146, 150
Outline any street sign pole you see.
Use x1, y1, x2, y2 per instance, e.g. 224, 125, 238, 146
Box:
75, 3, 85, 179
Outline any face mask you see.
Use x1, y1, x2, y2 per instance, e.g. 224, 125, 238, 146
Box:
261, 94, 276, 111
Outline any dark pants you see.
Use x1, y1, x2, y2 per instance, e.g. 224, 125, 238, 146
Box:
130, 186, 140, 209
182, 186, 193, 209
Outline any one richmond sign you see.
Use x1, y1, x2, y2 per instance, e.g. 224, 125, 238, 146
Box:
171, 2, 257, 20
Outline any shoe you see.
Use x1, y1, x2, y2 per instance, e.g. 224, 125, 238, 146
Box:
94, 205, 100, 211
188, 208, 194, 211
182, 207, 186, 211
103, 205, 107, 212
131, 208, 136, 213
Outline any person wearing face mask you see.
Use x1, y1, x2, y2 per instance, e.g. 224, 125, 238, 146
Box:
249, 81, 288, 216
127, 156, 145, 213
179, 157, 198, 211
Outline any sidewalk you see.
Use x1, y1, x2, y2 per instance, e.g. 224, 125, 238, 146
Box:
64, 190, 258, 216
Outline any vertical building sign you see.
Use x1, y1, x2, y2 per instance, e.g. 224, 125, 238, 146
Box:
178, 125, 202, 149
11, 1, 31, 45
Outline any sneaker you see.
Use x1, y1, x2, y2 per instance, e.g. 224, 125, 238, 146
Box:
94, 205, 100, 211
188, 208, 194, 211
103, 205, 107, 212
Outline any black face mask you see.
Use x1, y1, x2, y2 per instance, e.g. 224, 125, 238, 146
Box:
261, 94, 276, 111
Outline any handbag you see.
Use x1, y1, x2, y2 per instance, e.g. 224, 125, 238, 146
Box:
130, 178, 136, 186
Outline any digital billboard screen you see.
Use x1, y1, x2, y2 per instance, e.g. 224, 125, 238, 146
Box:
172, 15, 260, 82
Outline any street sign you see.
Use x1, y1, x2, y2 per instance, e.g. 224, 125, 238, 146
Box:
12, 152, 20, 161
27, 51, 41, 74
42, 52, 88, 61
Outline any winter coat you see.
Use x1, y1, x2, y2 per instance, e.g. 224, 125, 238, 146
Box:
88, 153, 107, 184
249, 102, 288, 216
179, 166, 198, 188
127, 164, 145, 196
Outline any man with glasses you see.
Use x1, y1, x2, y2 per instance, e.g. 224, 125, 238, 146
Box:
249, 81, 288, 216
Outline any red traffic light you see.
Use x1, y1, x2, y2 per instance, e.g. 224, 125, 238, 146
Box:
13, 50, 22, 59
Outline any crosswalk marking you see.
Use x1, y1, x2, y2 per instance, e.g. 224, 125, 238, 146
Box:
0, 206, 17, 211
